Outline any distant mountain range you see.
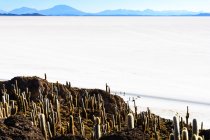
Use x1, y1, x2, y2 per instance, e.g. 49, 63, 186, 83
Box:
0, 5, 209, 16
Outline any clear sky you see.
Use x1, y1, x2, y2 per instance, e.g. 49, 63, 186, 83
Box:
0, 0, 210, 12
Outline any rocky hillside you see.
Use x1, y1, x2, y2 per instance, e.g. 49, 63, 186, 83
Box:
0, 76, 208, 140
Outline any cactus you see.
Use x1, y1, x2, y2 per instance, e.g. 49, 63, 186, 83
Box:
78, 115, 83, 135
81, 98, 88, 119
50, 109, 56, 137
192, 134, 197, 140
95, 117, 101, 140
112, 114, 115, 130
182, 127, 189, 140
39, 114, 47, 140
11, 104, 18, 116
127, 113, 134, 129
44, 73, 47, 80
173, 116, 180, 140
44, 98, 49, 120
3, 102, 9, 117
55, 98, 61, 124
169, 133, 175, 140
180, 117, 184, 130
106, 122, 111, 133
142, 113, 147, 132
117, 113, 121, 131
192, 119, 198, 136
67, 82, 71, 89
155, 132, 159, 140
47, 121, 52, 139
186, 106, 189, 127
61, 126, 65, 135
197, 136, 203, 140
201, 122, 203, 131
105, 83, 110, 94
69, 115, 75, 135
75, 94, 78, 107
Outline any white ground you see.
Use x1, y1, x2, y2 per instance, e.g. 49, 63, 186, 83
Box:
0, 16, 210, 127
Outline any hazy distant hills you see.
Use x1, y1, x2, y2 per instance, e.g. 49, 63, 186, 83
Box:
0, 5, 209, 16
0, 9, 6, 14
10, 7, 38, 15
39, 5, 86, 16
97, 9, 200, 16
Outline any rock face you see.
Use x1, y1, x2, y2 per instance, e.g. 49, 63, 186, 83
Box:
0, 114, 44, 140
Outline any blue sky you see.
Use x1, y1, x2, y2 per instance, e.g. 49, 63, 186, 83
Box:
0, 0, 210, 12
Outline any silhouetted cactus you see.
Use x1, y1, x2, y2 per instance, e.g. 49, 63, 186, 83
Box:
192, 119, 198, 136
44, 73, 47, 80
186, 106, 189, 127
201, 122, 203, 131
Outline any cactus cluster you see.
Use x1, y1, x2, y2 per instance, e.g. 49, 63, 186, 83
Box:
170, 108, 205, 140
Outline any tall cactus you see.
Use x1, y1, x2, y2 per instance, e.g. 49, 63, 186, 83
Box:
95, 117, 101, 140
127, 113, 134, 129
173, 116, 180, 140
39, 114, 47, 140
186, 106, 189, 127
55, 98, 61, 124
69, 115, 75, 135
192, 119, 198, 136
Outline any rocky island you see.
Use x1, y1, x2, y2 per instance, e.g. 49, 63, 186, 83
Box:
0, 76, 209, 140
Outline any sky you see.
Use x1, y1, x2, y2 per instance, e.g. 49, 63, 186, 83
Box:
0, 0, 210, 12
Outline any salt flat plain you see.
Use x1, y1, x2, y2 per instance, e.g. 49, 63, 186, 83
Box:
0, 16, 210, 127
